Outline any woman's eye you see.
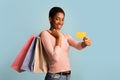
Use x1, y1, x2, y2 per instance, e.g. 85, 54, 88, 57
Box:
56, 18, 59, 20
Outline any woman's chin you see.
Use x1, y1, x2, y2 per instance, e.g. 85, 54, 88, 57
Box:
57, 28, 61, 30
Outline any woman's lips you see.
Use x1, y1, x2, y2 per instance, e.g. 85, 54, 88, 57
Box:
56, 25, 62, 29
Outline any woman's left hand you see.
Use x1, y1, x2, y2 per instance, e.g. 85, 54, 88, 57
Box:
83, 37, 91, 46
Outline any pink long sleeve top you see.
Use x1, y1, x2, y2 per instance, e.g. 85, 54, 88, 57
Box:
41, 30, 84, 73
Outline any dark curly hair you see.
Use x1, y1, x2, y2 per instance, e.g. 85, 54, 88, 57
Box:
49, 7, 65, 18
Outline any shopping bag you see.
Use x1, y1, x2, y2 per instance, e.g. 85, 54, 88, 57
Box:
11, 35, 34, 72
33, 37, 48, 73
21, 37, 37, 72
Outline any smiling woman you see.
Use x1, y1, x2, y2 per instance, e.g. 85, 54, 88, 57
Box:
40, 7, 91, 80
49, 12, 64, 30
49, 7, 65, 31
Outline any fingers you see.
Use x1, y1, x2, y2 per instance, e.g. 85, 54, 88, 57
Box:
83, 37, 87, 40
83, 37, 91, 46
48, 29, 58, 34
47, 29, 61, 39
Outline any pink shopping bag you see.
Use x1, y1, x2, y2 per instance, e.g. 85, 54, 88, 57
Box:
11, 35, 34, 72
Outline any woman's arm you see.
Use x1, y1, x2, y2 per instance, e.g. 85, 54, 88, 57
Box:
40, 31, 61, 62
67, 34, 87, 50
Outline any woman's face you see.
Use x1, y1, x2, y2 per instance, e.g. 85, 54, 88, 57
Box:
50, 12, 64, 30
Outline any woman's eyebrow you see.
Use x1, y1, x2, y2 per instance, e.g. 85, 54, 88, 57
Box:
57, 16, 64, 19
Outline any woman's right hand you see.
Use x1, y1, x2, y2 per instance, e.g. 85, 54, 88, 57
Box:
48, 29, 61, 39
47, 29, 62, 47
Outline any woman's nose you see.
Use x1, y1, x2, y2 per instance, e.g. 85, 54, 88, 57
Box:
59, 20, 63, 25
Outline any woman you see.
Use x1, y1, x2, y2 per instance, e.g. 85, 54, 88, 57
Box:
40, 7, 91, 80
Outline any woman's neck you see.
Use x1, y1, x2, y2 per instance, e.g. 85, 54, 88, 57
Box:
49, 27, 54, 30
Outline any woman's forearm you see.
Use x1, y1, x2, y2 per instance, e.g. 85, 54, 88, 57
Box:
56, 37, 62, 47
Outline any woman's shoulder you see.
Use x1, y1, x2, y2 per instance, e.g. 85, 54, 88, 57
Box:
63, 33, 72, 39
41, 29, 50, 34
40, 30, 49, 36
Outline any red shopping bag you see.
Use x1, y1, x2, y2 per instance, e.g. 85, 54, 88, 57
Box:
11, 35, 34, 72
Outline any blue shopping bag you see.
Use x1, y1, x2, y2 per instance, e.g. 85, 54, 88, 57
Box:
21, 37, 37, 72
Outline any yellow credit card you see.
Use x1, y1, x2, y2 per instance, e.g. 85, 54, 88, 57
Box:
76, 32, 86, 38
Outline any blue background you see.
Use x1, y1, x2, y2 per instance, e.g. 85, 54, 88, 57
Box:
0, 0, 120, 80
